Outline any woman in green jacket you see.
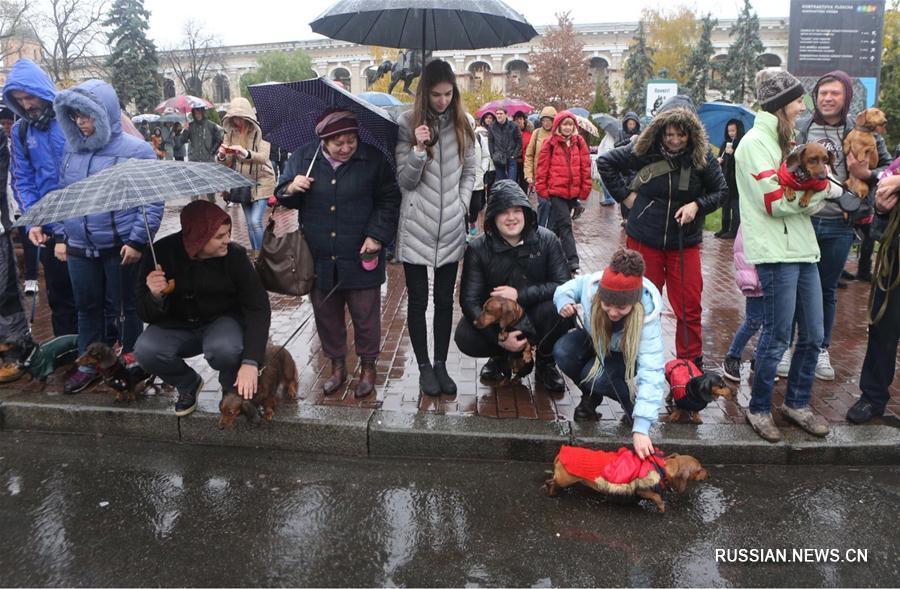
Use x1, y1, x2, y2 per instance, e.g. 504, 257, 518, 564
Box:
734, 70, 833, 443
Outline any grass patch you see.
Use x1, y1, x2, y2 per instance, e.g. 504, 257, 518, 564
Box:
704, 208, 722, 232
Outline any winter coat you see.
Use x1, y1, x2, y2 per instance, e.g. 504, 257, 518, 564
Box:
618, 111, 642, 144
150, 134, 165, 159
735, 110, 828, 265
394, 109, 476, 267
553, 272, 665, 436
733, 228, 761, 297
459, 180, 570, 339
487, 119, 522, 164
520, 124, 533, 161
597, 107, 727, 250
53, 79, 163, 257
472, 130, 489, 191
136, 233, 271, 365
0, 129, 11, 237
475, 127, 494, 174
274, 141, 400, 291
2, 59, 67, 233
718, 118, 745, 202
219, 97, 276, 202
175, 114, 224, 162
524, 106, 557, 183
535, 111, 592, 201
171, 126, 186, 158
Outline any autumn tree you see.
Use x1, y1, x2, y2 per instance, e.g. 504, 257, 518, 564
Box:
240, 51, 316, 101
722, 0, 765, 103
590, 75, 617, 116
622, 20, 655, 115
681, 13, 718, 105
643, 6, 698, 85
880, 0, 900, 149
519, 12, 592, 111
462, 82, 503, 117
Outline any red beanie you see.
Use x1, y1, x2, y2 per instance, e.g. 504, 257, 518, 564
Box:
597, 249, 645, 306
181, 200, 230, 258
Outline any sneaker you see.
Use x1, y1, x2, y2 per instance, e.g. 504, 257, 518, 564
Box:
0, 362, 24, 383
571, 204, 585, 220
781, 404, 830, 437
174, 377, 202, 417
23, 280, 38, 295
64, 369, 100, 395
776, 348, 792, 378
746, 411, 782, 443
722, 356, 741, 382
814, 348, 835, 381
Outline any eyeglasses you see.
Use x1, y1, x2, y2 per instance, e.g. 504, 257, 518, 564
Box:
68, 111, 92, 122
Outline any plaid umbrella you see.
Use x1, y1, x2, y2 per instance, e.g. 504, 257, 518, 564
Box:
248, 77, 399, 168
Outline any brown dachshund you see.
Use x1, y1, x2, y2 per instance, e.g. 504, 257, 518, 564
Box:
783, 142, 834, 208
545, 448, 708, 513
76, 342, 155, 402
218, 345, 299, 430
474, 295, 534, 371
843, 108, 887, 199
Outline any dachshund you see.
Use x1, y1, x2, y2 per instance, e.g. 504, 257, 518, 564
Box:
782, 142, 834, 208
218, 345, 299, 430
545, 446, 708, 514
843, 108, 888, 200
76, 342, 156, 402
474, 295, 534, 378
664, 366, 733, 424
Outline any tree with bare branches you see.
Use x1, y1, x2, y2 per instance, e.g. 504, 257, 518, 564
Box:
0, 1, 31, 64
164, 20, 221, 98
29, 0, 108, 84
519, 12, 592, 111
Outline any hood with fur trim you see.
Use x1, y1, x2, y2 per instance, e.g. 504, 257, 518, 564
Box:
54, 79, 121, 153
633, 107, 709, 169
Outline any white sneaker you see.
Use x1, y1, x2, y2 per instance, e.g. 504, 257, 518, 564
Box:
815, 348, 835, 381
23, 280, 38, 295
776, 347, 792, 378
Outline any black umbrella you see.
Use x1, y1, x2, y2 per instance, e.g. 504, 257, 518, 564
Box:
310, 0, 538, 50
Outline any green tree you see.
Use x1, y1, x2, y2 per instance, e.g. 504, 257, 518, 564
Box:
462, 82, 503, 117
722, 0, 765, 104
519, 12, 593, 111
104, 0, 161, 113
622, 20, 655, 115
240, 51, 316, 101
681, 13, 718, 105
643, 6, 698, 85
880, 1, 900, 150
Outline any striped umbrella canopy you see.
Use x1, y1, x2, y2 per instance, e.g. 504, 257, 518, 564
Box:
249, 77, 399, 168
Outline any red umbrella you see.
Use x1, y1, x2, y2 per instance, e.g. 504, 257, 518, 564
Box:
154, 95, 214, 114
476, 98, 533, 119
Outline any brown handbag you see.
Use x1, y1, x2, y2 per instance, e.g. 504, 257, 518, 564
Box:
255, 209, 315, 296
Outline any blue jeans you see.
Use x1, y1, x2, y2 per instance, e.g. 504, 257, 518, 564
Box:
811, 217, 854, 347
494, 158, 517, 182
537, 198, 551, 227
553, 328, 634, 415
241, 199, 267, 250
751, 262, 824, 414
67, 253, 143, 360
727, 296, 763, 359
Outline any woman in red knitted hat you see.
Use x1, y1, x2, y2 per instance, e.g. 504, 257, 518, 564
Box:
552, 249, 667, 458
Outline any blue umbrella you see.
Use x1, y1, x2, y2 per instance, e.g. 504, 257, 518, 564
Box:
248, 77, 399, 168
357, 91, 403, 107
567, 107, 590, 118
697, 102, 756, 147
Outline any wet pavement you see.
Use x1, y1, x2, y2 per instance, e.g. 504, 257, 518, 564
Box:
0, 432, 897, 587
7, 192, 899, 425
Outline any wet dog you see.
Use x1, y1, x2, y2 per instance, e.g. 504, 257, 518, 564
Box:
782, 143, 834, 208
665, 369, 732, 424
474, 296, 534, 378
76, 342, 155, 402
545, 446, 708, 513
843, 108, 887, 199
218, 345, 299, 430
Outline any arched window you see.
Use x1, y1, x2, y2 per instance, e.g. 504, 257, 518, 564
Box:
163, 78, 176, 99
213, 74, 230, 103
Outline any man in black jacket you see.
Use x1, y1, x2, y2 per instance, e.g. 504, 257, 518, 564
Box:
454, 180, 570, 391
487, 108, 522, 182
134, 201, 271, 417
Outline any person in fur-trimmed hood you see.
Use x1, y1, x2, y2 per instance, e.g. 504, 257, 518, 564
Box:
53, 79, 163, 395
597, 98, 727, 366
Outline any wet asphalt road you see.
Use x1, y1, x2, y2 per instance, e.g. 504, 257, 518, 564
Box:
0, 433, 898, 588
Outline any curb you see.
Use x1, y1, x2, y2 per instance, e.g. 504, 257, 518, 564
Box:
1, 391, 898, 465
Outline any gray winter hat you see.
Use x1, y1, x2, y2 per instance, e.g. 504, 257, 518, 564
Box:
756, 69, 805, 113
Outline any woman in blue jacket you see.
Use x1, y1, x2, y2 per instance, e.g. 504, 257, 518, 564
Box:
53, 79, 163, 394
553, 249, 666, 459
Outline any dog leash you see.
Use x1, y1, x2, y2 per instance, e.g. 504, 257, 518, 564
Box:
676, 223, 690, 362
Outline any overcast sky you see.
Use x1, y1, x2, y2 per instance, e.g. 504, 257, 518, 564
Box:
144, 0, 791, 48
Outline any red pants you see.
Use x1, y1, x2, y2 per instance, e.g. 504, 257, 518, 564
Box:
626, 236, 703, 360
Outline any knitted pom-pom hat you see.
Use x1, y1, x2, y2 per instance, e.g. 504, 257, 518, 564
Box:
598, 249, 645, 306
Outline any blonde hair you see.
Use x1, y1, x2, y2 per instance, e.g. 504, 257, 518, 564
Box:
585, 294, 644, 401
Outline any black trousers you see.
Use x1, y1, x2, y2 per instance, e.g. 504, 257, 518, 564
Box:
857, 223, 874, 278
41, 238, 77, 336
404, 262, 459, 365
454, 299, 571, 362
859, 260, 900, 409
549, 197, 578, 268
469, 189, 485, 226
721, 194, 740, 234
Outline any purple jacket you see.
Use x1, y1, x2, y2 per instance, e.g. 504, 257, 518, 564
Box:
733, 229, 762, 297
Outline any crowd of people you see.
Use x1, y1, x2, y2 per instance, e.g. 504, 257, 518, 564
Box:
0, 56, 897, 453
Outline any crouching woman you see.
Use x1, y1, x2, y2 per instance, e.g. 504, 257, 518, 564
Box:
552, 249, 666, 458
134, 201, 271, 417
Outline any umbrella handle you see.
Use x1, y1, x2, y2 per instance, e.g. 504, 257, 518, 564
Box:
141, 206, 158, 268
305, 144, 321, 178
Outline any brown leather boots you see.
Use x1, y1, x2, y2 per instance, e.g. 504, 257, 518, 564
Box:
322, 357, 376, 399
